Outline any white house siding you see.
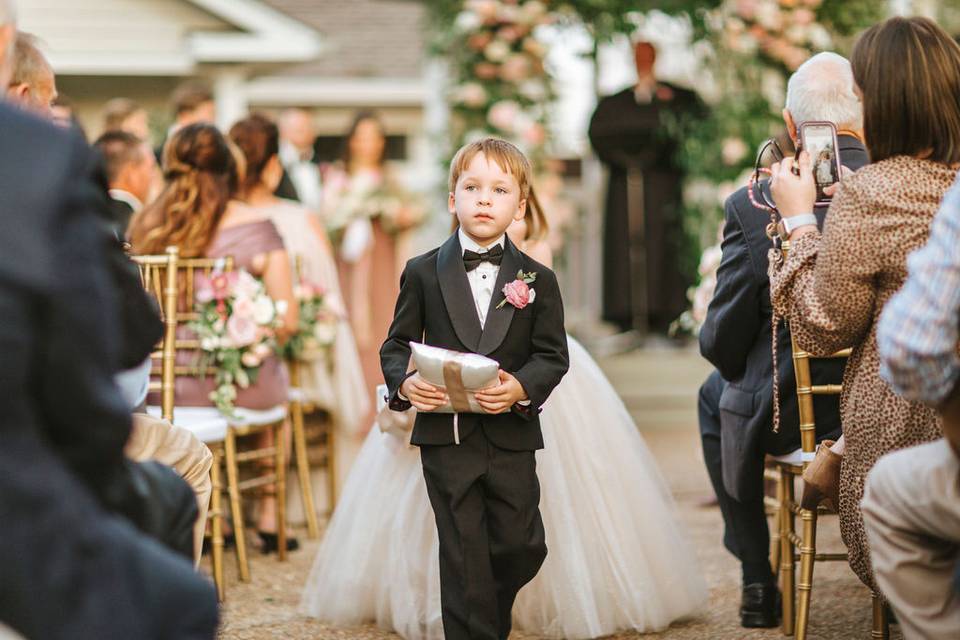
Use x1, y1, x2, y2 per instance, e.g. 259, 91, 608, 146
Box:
17, 0, 229, 75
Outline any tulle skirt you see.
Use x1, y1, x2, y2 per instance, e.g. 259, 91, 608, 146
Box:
300, 337, 707, 638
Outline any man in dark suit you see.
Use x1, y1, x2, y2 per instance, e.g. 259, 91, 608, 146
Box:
588, 40, 703, 334
698, 52, 869, 628
381, 139, 569, 640
276, 107, 322, 208
93, 129, 157, 237
0, 7, 217, 634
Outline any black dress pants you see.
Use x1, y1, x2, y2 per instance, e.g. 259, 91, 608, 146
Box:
698, 370, 775, 586
420, 428, 547, 640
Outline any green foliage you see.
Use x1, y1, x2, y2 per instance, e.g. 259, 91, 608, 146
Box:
817, 0, 887, 37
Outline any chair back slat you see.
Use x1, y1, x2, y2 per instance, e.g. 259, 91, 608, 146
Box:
132, 248, 234, 421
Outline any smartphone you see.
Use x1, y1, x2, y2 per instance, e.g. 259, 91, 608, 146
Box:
798, 121, 842, 206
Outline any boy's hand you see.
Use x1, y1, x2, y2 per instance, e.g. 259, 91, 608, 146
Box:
475, 369, 528, 414
400, 374, 448, 412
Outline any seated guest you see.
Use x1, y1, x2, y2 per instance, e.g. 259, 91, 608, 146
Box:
768, 16, 960, 593
93, 130, 157, 237
155, 81, 215, 160
4, 30, 55, 117
103, 96, 150, 141
129, 123, 299, 552
0, 2, 217, 636
698, 51, 867, 628
862, 175, 960, 640
230, 114, 370, 436
9, 10, 210, 567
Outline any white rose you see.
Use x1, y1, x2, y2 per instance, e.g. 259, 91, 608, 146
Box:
241, 351, 262, 368
253, 296, 276, 325
454, 10, 481, 32
201, 337, 216, 351
313, 321, 338, 345
484, 39, 510, 63
235, 270, 261, 300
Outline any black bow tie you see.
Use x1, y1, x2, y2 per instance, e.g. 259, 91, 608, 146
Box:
463, 244, 504, 271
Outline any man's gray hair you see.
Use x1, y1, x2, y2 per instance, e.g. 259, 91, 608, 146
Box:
0, 0, 15, 26
11, 31, 49, 87
785, 52, 862, 131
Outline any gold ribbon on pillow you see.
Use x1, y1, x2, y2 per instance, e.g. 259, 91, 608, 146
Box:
410, 342, 499, 415
442, 359, 473, 413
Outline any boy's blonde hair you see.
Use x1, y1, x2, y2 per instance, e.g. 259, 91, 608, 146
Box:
448, 137, 549, 242
448, 138, 532, 198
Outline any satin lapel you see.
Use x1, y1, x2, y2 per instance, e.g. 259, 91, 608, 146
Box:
477, 236, 521, 355
436, 233, 482, 351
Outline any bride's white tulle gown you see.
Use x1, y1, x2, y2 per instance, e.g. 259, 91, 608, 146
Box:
300, 337, 707, 638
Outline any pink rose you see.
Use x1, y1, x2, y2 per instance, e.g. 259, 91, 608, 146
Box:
468, 32, 493, 51
195, 275, 215, 304
210, 272, 237, 300
474, 62, 499, 80
232, 296, 256, 321
226, 314, 258, 347
522, 122, 546, 146
502, 279, 532, 309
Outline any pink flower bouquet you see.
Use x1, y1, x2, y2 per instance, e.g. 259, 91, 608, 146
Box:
190, 268, 285, 415
281, 280, 340, 362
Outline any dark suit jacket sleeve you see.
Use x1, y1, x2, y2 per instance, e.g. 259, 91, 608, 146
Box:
380, 261, 423, 409
511, 269, 569, 418
39, 135, 133, 504
699, 195, 763, 381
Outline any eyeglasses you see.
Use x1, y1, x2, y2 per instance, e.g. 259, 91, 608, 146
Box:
749, 138, 784, 214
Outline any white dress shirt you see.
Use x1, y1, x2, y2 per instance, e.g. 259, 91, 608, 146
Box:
280, 141, 323, 211
459, 228, 504, 329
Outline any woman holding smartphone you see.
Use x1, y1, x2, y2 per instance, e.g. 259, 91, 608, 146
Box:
769, 16, 960, 592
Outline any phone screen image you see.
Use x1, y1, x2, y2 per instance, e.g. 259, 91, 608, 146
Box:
802, 125, 839, 201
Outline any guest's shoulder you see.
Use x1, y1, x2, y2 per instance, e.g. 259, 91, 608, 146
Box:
0, 103, 88, 177
841, 156, 956, 206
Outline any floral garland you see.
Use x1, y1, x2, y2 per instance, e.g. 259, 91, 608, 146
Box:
668, 0, 884, 331
446, 0, 555, 160
191, 269, 284, 416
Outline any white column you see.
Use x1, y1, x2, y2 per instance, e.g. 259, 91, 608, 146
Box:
212, 67, 248, 131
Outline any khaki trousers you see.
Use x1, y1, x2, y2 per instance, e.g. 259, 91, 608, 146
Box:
861, 439, 960, 640
125, 413, 213, 566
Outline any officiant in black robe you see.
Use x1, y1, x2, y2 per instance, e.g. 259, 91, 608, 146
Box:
589, 41, 701, 334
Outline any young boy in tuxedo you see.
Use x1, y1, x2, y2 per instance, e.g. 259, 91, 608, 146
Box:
381, 139, 569, 640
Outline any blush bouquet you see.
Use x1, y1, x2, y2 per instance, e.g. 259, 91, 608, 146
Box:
281, 280, 340, 363
191, 268, 286, 415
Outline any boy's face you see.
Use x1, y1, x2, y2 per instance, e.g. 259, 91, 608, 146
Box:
449, 152, 526, 246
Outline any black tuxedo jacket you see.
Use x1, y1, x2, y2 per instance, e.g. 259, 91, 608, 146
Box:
699, 134, 868, 501
381, 233, 569, 451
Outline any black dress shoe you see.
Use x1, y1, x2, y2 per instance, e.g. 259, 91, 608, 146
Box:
257, 531, 300, 554
740, 583, 781, 628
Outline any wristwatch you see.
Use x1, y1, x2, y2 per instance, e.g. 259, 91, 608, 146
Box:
781, 213, 818, 234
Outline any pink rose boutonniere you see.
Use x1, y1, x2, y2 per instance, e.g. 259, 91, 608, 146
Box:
496, 270, 537, 310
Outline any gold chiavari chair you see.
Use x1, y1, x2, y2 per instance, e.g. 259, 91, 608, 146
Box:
286, 254, 336, 538
768, 241, 888, 639
135, 247, 291, 588
134, 247, 225, 601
